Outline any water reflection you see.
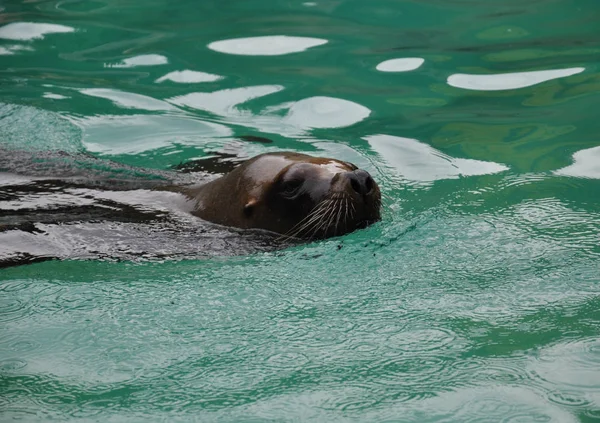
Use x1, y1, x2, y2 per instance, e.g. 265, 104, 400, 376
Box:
169, 85, 284, 116
402, 385, 577, 423
79, 88, 176, 111
0, 22, 74, 40
528, 337, 600, 408
43, 93, 69, 100
0, 44, 33, 55
155, 70, 223, 84
207, 35, 328, 56
75, 114, 232, 154
104, 54, 168, 68
2, 0, 600, 420
170, 87, 370, 136
67, 84, 372, 153
281, 96, 370, 129
554, 146, 600, 179
447, 67, 585, 91
367, 134, 508, 185
376, 58, 424, 72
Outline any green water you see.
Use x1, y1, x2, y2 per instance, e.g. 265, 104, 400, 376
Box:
2, 0, 600, 421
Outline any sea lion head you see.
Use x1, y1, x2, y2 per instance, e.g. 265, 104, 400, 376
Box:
188, 152, 381, 239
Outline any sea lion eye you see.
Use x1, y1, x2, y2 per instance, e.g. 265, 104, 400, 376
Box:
281, 179, 303, 196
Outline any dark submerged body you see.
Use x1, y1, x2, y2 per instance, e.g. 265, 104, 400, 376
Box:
0, 149, 381, 268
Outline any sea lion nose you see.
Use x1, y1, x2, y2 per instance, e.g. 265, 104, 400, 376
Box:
347, 169, 374, 196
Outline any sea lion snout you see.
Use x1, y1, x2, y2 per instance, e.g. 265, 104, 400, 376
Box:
342, 169, 376, 197
327, 167, 381, 232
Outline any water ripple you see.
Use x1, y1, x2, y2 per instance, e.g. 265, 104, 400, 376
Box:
265, 351, 310, 370
1, 0, 599, 421
408, 385, 578, 423
450, 356, 529, 385
0, 358, 28, 372
387, 327, 458, 353
0, 297, 33, 324
547, 389, 591, 408
528, 337, 600, 406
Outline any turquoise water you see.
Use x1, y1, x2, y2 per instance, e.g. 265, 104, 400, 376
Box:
2, 0, 600, 421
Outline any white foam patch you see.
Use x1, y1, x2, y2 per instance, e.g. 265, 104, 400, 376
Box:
155, 70, 223, 83
0, 22, 74, 40
554, 145, 600, 179
376, 57, 424, 72
366, 134, 508, 185
105, 54, 168, 68
447, 67, 585, 91
208, 35, 327, 56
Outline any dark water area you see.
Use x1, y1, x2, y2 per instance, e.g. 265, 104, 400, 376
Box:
1, 0, 600, 421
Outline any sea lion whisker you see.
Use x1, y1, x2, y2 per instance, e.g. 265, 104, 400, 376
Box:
328, 198, 345, 237
279, 199, 334, 240
310, 212, 329, 240
278, 207, 325, 240
333, 197, 346, 236
305, 215, 325, 241
297, 199, 334, 228
309, 199, 339, 240
317, 201, 338, 230
334, 207, 340, 236
345, 197, 350, 225
328, 202, 339, 237
291, 208, 329, 239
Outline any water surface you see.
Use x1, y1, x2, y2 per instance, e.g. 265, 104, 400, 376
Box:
1, 0, 600, 421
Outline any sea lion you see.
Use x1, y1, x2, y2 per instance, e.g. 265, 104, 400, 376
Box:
178, 152, 381, 239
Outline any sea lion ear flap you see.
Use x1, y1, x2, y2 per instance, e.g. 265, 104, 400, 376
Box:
243, 198, 257, 217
